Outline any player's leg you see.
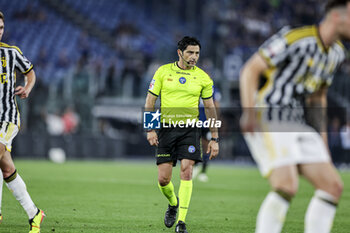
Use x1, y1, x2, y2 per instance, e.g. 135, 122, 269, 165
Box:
0, 148, 45, 232
156, 127, 180, 228
255, 165, 298, 233
175, 128, 201, 232
158, 162, 178, 228
158, 162, 177, 206
178, 159, 195, 223
0, 133, 7, 223
244, 131, 298, 233
193, 131, 208, 180
198, 138, 209, 182
0, 169, 3, 223
299, 162, 343, 233
201, 156, 208, 174
192, 138, 209, 181
1, 150, 38, 218
174, 159, 195, 233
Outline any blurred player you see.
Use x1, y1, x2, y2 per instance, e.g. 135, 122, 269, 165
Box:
0, 11, 45, 232
145, 36, 219, 233
0, 170, 2, 222
193, 86, 221, 182
240, 1, 349, 232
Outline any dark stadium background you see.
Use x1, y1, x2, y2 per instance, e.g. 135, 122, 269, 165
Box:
0, 0, 349, 164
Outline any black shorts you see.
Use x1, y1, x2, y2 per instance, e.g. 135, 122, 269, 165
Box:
156, 127, 202, 166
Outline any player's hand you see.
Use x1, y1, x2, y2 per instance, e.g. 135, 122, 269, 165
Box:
240, 109, 257, 134
147, 130, 159, 146
14, 86, 31, 99
207, 140, 219, 160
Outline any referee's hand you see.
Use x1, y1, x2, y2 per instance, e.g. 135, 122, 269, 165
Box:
207, 141, 219, 160
147, 130, 159, 146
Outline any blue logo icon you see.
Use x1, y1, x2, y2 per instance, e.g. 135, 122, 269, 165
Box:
188, 145, 196, 153
179, 77, 186, 84
143, 110, 161, 129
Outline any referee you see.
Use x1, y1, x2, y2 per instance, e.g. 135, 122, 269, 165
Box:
144, 36, 219, 233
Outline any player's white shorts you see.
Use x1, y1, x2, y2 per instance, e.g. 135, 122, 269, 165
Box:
0, 122, 19, 152
244, 123, 330, 177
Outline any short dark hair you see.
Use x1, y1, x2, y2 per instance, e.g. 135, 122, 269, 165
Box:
177, 36, 201, 51
325, 0, 350, 13
0, 11, 4, 22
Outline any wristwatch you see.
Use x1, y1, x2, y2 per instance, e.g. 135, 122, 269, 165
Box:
211, 137, 220, 143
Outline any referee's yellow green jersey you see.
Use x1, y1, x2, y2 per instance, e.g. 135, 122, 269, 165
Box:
148, 62, 213, 123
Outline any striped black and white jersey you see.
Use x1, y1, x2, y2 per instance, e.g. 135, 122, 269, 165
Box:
0, 42, 33, 126
257, 25, 346, 122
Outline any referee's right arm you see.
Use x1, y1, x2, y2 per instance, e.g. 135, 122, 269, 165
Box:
145, 93, 159, 146
145, 92, 157, 112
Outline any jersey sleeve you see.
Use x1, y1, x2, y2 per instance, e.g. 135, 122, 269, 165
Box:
258, 27, 290, 67
148, 66, 163, 97
325, 46, 346, 86
14, 48, 33, 74
201, 73, 214, 99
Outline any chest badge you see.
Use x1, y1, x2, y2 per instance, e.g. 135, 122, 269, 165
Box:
1, 57, 6, 68
179, 77, 186, 84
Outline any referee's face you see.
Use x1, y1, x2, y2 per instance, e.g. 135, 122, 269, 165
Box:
0, 20, 3, 41
180, 45, 200, 67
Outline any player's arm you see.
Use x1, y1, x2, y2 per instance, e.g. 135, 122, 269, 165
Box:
239, 53, 268, 132
15, 69, 36, 99
203, 98, 219, 159
145, 92, 159, 146
305, 85, 329, 154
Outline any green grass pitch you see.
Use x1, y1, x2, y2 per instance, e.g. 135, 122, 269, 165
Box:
1, 160, 349, 232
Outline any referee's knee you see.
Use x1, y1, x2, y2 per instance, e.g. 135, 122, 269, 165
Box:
180, 169, 193, 180
158, 177, 171, 186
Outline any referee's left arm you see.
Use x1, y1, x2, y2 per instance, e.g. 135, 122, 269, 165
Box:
203, 98, 219, 159
203, 98, 219, 138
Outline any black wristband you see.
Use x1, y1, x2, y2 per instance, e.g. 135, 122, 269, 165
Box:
211, 137, 219, 143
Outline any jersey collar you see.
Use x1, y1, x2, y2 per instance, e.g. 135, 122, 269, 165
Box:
173, 62, 196, 71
